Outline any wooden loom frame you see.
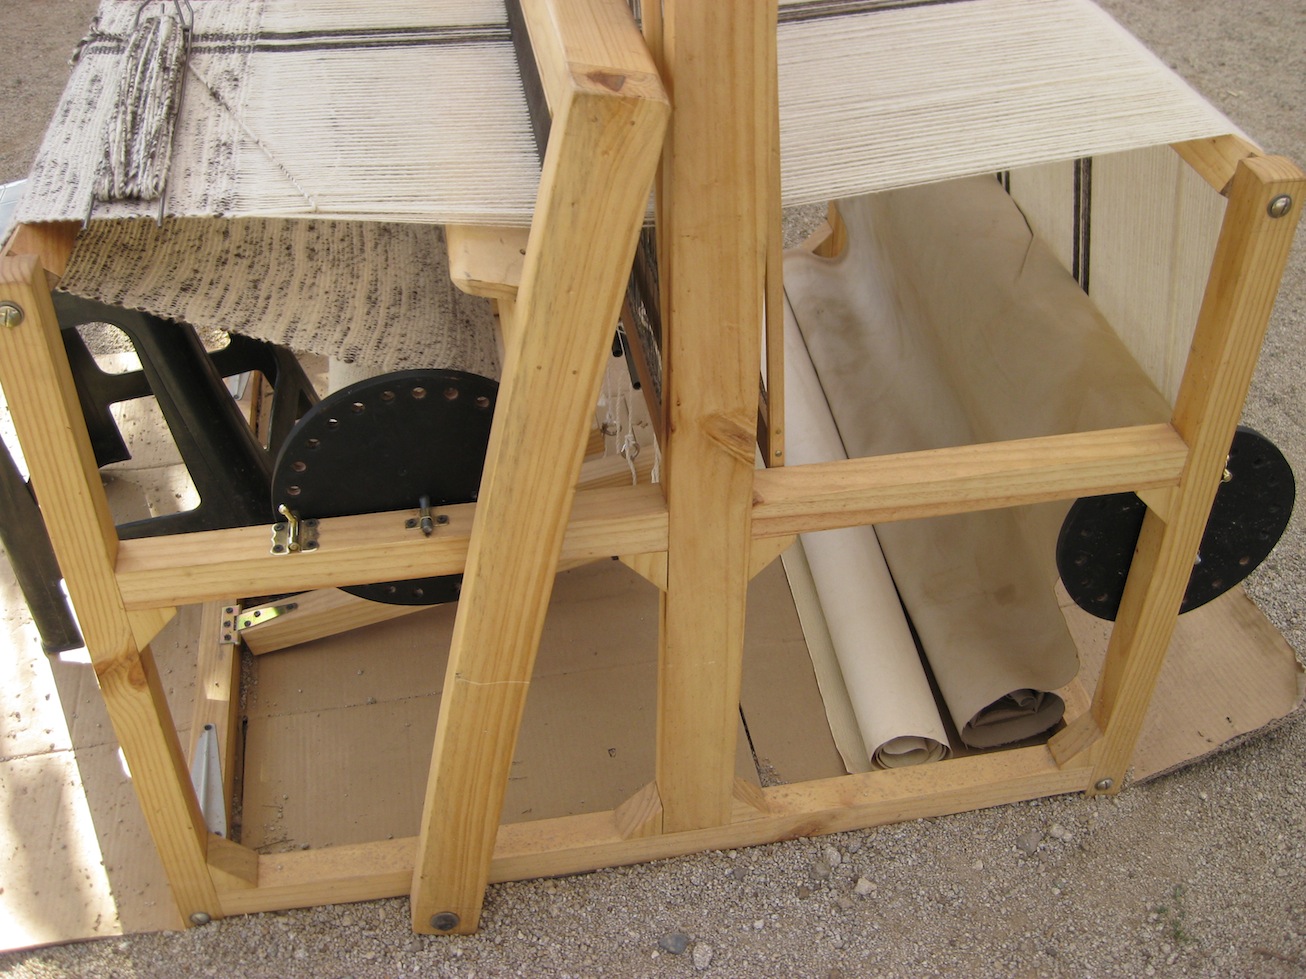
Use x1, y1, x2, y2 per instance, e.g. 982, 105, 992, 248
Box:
0, 0, 1302, 936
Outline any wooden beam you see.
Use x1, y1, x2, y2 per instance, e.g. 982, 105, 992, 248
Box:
445, 224, 529, 301
114, 483, 668, 609
0, 247, 219, 925
409, 0, 669, 934
219, 744, 1087, 917
1087, 156, 1305, 791
1172, 134, 1262, 196
2, 221, 79, 284
653, 0, 774, 837
751, 424, 1187, 537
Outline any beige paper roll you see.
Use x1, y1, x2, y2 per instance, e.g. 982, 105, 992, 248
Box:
784, 303, 949, 767
785, 175, 1168, 748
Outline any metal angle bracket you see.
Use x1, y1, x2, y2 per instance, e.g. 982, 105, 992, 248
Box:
235, 601, 300, 633
217, 604, 241, 647
270, 504, 319, 555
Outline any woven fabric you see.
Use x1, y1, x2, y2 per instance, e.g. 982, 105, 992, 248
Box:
60, 217, 501, 376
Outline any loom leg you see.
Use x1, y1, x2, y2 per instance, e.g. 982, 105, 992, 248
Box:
408, 20, 668, 933
0, 248, 220, 926
651, 1, 774, 834
1071, 156, 1305, 790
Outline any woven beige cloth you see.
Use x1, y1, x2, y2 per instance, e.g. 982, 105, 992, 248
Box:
61, 217, 501, 376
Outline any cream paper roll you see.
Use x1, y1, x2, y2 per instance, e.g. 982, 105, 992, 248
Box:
783, 301, 949, 767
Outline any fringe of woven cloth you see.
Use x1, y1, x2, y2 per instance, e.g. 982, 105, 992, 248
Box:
60, 217, 501, 377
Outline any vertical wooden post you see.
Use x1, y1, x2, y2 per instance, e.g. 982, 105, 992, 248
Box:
409, 1, 668, 933
653, 0, 775, 833
1085, 156, 1304, 791
0, 249, 220, 925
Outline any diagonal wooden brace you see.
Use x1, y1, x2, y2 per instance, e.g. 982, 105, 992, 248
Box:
409, 0, 668, 935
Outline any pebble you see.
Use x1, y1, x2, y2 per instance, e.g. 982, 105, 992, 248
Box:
692, 943, 714, 970
1017, 829, 1042, 856
1049, 823, 1073, 843
854, 878, 875, 897
659, 932, 690, 955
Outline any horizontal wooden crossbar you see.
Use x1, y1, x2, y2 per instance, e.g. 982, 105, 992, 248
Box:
751, 423, 1187, 537
115, 484, 669, 609
115, 423, 1186, 608
216, 742, 1090, 917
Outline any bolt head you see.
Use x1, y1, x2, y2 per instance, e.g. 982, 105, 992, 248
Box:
1094, 778, 1114, 792
189, 911, 212, 926
1268, 195, 1293, 218
430, 911, 460, 932
0, 302, 24, 328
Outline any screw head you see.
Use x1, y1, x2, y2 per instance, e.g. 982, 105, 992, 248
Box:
189, 911, 212, 926
430, 911, 460, 932
0, 302, 24, 328
1094, 778, 1114, 792
1268, 194, 1293, 218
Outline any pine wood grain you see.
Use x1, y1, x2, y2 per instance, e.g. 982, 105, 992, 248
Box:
409, 0, 668, 933
653, 0, 775, 836
0, 248, 219, 924
1088, 155, 1304, 790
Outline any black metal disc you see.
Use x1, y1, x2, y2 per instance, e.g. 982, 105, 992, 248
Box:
1057, 426, 1295, 620
272, 369, 497, 605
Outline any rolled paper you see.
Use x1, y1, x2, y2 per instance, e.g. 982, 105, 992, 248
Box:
785, 175, 1168, 747
783, 305, 949, 767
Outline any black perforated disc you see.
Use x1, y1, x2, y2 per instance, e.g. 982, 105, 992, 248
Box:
272, 369, 497, 605
1057, 426, 1294, 620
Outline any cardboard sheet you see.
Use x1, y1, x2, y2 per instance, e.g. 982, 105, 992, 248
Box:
240, 558, 839, 850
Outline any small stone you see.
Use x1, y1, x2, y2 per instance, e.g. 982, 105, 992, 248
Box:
692, 943, 714, 970
972, 859, 984, 871
854, 877, 875, 897
1017, 829, 1042, 856
659, 932, 690, 955
810, 859, 832, 881
797, 884, 813, 900
823, 845, 842, 867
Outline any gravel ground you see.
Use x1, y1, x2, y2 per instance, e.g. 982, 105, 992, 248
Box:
2, 1, 1304, 976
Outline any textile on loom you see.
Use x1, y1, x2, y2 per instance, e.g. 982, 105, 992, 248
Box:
15, 0, 1239, 372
